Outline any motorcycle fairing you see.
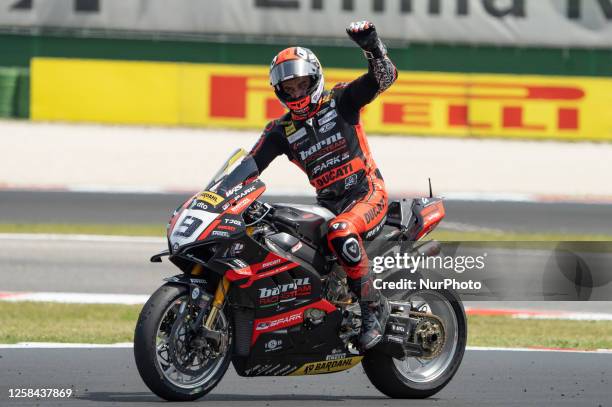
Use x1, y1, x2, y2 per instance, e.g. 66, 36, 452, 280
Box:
166, 180, 265, 255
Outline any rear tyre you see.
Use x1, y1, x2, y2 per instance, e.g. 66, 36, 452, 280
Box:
134, 283, 232, 401
362, 289, 466, 398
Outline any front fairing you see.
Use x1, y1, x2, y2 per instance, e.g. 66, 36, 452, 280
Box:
165, 149, 265, 261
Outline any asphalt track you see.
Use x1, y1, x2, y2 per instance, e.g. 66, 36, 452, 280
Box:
1, 192, 611, 406
2, 189, 612, 234
2, 235, 611, 310
0, 348, 609, 407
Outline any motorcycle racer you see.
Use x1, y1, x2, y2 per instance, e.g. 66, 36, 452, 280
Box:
249, 21, 397, 350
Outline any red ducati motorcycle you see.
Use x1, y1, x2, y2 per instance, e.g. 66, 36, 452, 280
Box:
134, 149, 466, 401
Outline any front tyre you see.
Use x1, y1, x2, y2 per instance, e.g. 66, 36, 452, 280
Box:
134, 283, 232, 401
362, 289, 467, 398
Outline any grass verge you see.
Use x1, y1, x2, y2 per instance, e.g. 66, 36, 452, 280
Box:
0, 302, 141, 344
1, 302, 611, 350
429, 230, 612, 242
1, 223, 612, 242
0, 223, 165, 237
467, 315, 612, 350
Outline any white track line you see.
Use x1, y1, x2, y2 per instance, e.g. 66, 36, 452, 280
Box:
512, 312, 612, 321
0, 233, 164, 243
1, 343, 611, 353
0, 342, 134, 349
0, 291, 149, 305
467, 346, 612, 354
4, 184, 612, 204
466, 307, 612, 321
3, 292, 612, 322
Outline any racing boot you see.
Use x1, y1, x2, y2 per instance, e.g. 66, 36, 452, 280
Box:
348, 274, 390, 350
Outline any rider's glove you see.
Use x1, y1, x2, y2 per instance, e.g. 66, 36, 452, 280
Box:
346, 20, 387, 60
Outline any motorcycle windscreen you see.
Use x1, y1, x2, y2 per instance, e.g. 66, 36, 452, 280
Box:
205, 149, 259, 196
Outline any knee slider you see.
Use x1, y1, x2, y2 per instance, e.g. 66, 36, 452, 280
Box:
330, 233, 363, 267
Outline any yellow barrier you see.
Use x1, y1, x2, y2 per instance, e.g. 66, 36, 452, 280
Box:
31, 58, 612, 141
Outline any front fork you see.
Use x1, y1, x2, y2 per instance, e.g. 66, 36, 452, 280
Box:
185, 265, 230, 350
188, 264, 230, 330
205, 274, 230, 330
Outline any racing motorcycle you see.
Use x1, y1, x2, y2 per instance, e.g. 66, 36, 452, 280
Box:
134, 149, 466, 401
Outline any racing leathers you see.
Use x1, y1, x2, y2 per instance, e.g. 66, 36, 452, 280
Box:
249, 51, 397, 282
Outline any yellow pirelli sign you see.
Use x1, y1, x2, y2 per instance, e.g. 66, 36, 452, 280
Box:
31, 58, 612, 141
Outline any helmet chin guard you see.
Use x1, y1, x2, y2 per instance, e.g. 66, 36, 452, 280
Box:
270, 47, 324, 118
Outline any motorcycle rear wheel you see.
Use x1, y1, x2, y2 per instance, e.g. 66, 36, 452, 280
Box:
134, 283, 232, 401
362, 289, 467, 398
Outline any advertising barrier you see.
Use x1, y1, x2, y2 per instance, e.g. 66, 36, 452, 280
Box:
31, 58, 612, 141
2, 0, 612, 48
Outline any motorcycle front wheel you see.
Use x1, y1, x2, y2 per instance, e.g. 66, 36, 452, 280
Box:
133, 283, 232, 401
362, 288, 467, 398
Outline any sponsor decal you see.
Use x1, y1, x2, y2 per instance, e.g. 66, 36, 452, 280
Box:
319, 121, 335, 133
229, 197, 251, 213
290, 356, 363, 376
191, 287, 200, 300
190, 278, 207, 284
258, 278, 311, 301
317, 109, 337, 126
365, 215, 387, 239
264, 338, 283, 352
284, 121, 297, 135
330, 222, 347, 231
311, 152, 350, 175
316, 106, 330, 117
364, 197, 386, 225
230, 242, 244, 255
211, 230, 230, 238
325, 348, 347, 361
290, 241, 303, 253
224, 183, 243, 197
298, 133, 344, 161
255, 312, 302, 331
217, 225, 236, 232
222, 202, 231, 211
313, 162, 354, 188
261, 258, 283, 269
234, 185, 257, 201
194, 201, 209, 210
224, 218, 242, 226
390, 323, 406, 333
287, 126, 307, 143
277, 365, 297, 376
198, 191, 224, 206
344, 173, 359, 190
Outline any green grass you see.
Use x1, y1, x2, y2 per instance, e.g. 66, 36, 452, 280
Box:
1, 302, 611, 350
468, 315, 612, 350
2, 223, 612, 242
429, 229, 612, 242
0, 223, 165, 236
0, 302, 141, 344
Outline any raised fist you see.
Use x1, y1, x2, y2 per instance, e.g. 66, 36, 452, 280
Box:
346, 20, 379, 51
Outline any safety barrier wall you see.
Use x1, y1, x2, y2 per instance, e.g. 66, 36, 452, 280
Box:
31, 58, 612, 141
0, 67, 29, 118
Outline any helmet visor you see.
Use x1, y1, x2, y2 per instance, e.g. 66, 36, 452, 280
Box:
270, 59, 319, 87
